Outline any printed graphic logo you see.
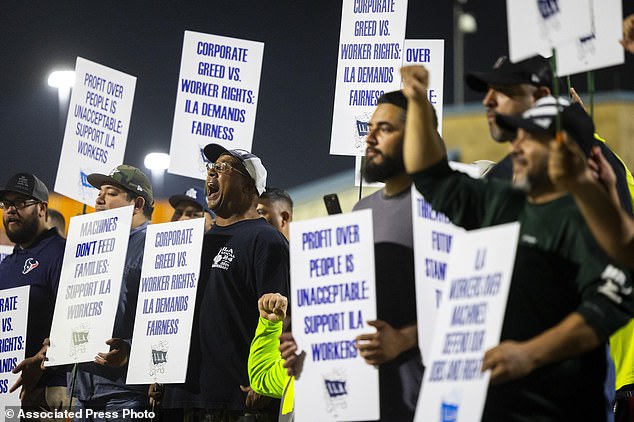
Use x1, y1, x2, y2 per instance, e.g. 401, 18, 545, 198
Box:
598, 264, 631, 304
22, 258, 39, 274
537, 0, 559, 19
149, 341, 169, 379
212, 247, 235, 270
537, 0, 561, 42
186, 188, 198, 200
323, 368, 348, 415
69, 323, 90, 358
440, 391, 461, 422
353, 112, 373, 153
79, 171, 92, 188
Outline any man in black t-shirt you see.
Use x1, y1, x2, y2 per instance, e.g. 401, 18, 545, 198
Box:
163, 145, 289, 422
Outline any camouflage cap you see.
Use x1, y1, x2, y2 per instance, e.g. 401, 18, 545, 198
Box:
87, 165, 154, 205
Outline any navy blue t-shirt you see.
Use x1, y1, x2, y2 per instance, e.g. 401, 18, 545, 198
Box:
164, 218, 289, 411
0, 228, 66, 387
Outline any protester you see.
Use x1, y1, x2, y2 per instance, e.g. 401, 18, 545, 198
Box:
163, 145, 289, 422
169, 186, 206, 222
549, 127, 634, 422
257, 187, 293, 241
351, 90, 425, 421
466, 55, 634, 215
47, 208, 66, 238
401, 64, 633, 421
248, 293, 294, 421
71, 165, 154, 421
0, 173, 69, 421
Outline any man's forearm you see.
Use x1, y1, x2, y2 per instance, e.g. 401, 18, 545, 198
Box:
569, 177, 634, 266
523, 312, 600, 370
404, 98, 446, 174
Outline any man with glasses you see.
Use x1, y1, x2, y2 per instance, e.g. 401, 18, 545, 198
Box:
0, 173, 69, 419
163, 145, 289, 422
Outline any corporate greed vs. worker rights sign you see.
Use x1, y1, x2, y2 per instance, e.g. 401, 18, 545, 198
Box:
46, 206, 133, 366
415, 222, 520, 422
0, 286, 29, 416
290, 209, 378, 421
55, 57, 136, 207
169, 31, 264, 180
127, 218, 204, 384
330, 0, 407, 156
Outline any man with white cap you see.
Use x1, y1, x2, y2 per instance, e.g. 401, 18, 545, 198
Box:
163, 145, 289, 421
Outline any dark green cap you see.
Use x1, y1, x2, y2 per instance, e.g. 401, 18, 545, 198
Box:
87, 165, 154, 205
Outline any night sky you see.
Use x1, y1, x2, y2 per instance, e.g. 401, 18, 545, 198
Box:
2, 1, 633, 198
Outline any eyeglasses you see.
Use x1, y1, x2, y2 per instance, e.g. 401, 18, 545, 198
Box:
0, 199, 41, 210
206, 161, 248, 177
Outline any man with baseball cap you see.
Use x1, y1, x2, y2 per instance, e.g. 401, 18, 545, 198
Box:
466, 55, 634, 215
0, 173, 69, 419
466, 55, 554, 180
402, 64, 633, 421
72, 164, 154, 420
169, 186, 214, 232
163, 145, 289, 421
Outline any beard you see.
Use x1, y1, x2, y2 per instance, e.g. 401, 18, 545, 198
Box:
363, 150, 405, 183
4, 213, 40, 245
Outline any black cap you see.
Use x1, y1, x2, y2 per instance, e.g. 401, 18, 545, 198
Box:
169, 186, 207, 211
495, 96, 595, 157
0, 173, 49, 202
466, 55, 553, 93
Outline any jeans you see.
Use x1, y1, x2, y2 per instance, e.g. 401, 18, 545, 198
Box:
74, 396, 150, 422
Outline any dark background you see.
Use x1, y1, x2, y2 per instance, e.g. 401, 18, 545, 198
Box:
2, 1, 633, 197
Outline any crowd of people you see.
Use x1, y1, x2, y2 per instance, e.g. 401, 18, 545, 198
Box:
1, 13, 634, 422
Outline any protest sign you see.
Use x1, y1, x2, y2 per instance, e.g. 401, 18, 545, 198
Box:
127, 218, 205, 384
0, 246, 13, 264
46, 206, 133, 366
169, 31, 264, 179
415, 222, 520, 422
556, 0, 624, 76
0, 286, 29, 416
54, 57, 136, 206
330, 0, 408, 156
353, 38, 445, 187
412, 163, 480, 362
506, 0, 592, 62
290, 209, 378, 421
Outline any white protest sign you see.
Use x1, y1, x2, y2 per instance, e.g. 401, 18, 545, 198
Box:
0, 286, 29, 416
415, 222, 520, 422
404, 39, 444, 135
54, 57, 136, 206
127, 218, 205, 384
0, 246, 13, 264
412, 163, 480, 363
506, 0, 592, 62
330, 0, 408, 156
354, 39, 445, 187
290, 209, 378, 421
46, 206, 133, 366
412, 190, 464, 363
169, 31, 264, 179
556, 0, 624, 76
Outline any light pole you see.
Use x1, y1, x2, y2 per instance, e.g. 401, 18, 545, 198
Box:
453, 0, 477, 106
144, 152, 170, 197
48, 70, 75, 140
